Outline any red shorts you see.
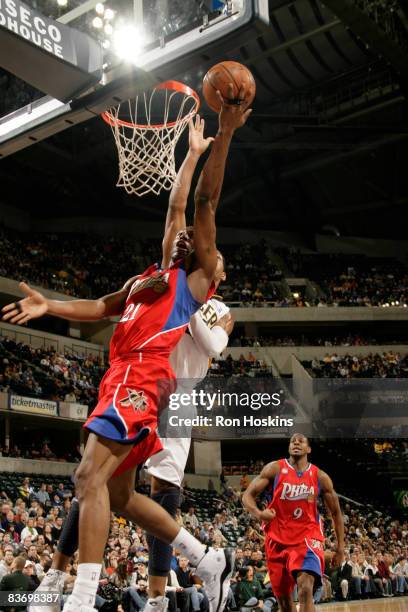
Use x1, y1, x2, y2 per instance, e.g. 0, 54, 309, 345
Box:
85, 354, 175, 445
266, 537, 324, 597
112, 429, 163, 477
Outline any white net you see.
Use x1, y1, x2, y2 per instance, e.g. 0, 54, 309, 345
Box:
103, 83, 199, 197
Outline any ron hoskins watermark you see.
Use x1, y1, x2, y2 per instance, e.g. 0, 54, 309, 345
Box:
166, 389, 294, 429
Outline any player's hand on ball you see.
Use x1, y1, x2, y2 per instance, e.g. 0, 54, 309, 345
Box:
217, 84, 252, 132
1, 282, 48, 325
258, 508, 276, 523
188, 114, 214, 155
215, 312, 234, 334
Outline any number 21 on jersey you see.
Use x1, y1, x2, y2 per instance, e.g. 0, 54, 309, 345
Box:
120, 302, 142, 323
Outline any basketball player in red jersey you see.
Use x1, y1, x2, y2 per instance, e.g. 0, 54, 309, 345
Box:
3, 88, 251, 612
242, 434, 344, 612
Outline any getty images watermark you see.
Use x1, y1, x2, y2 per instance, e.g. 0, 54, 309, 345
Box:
166, 389, 294, 428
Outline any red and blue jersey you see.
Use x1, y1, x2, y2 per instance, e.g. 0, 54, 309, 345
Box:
110, 259, 214, 363
263, 458, 324, 546
85, 259, 214, 447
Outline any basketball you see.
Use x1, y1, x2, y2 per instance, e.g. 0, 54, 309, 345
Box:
202, 61, 256, 113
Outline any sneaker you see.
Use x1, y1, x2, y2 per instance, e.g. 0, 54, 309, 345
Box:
143, 596, 169, 611
196, 547, 235, 612
29, 570, 66, 612
62, 595, 97, 612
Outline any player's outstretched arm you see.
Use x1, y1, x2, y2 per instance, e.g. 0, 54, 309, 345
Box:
189, 311, 233, 357
319, 470, 345, 566
242, 461, 279, 522
161, 115, 214, 268
1, 278, 139, 325
190, 87, 252, 300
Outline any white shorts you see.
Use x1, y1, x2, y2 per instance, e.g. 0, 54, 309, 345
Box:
144, 436, 191, 488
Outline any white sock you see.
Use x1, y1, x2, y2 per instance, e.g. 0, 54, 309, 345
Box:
171, 527, 206, 566
71, 563, 101, 607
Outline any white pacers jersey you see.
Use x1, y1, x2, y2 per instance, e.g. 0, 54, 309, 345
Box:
145, 298, 229, 486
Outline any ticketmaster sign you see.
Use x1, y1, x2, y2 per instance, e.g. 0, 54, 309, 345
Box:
9, 394, 58, 417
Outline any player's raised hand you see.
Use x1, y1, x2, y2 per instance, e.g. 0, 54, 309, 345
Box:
188, 114, 214, 156
217, 84, 252, 132
1, 282, 48, 325
258, 508, 276, 523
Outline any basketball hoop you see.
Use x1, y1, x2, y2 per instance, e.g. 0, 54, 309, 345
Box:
101, 81, 200, 197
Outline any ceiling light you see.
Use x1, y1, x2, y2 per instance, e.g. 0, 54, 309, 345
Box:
92, 16, 103, 28
113, 25, 145, 62
95, 2, 104, 14
104, 8, 115, 20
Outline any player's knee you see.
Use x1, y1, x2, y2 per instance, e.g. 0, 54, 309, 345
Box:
74, 461, 105, 501
151, 483, 180, 518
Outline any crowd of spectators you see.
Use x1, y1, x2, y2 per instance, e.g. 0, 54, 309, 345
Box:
284, 250, 408, 308
3, 226, 407, 309
0, 442, 81, 464
208, 354, 273, 378
0, 337, 104, 406
0, 472, 407, 610
230, 333, 386, 347
305, 351, 408, 378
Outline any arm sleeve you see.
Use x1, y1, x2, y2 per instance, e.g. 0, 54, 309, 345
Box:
189, 312, 229, 358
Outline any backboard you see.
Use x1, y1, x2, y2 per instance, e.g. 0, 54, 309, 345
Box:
0, 0, 270, 156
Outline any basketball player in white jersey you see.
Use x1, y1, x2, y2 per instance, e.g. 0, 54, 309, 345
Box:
144, 294, 233, 612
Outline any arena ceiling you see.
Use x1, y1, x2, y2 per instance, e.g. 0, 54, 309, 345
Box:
1, 0, 408, 239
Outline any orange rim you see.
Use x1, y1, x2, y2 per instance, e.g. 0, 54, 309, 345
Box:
101, 80, 200, 130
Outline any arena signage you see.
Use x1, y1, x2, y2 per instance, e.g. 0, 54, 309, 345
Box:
59, 402, 88, 421
0, 0, 103, 101
0, 0, 64, 58
9, 394, 58, 417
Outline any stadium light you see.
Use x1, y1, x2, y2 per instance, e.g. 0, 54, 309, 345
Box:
95, 2, 105, 15
113, 25, 146, 62
57, 0, 68, 6
92, 16, 104, 28
104, 23, 113, 35
104, 8, 115, 20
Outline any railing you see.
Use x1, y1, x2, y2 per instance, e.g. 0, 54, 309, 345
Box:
0, 327, 55, 349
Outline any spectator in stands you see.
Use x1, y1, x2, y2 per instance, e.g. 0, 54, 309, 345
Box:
392, 556, 408, 595
184, 507, 199, 531
34, 552, 51, 583
175, 556, 208, 612
18, 477, 33, 502
23, 559, 38, 590
0, 555, 31, 603
43, 524, 54, 548
0, 546, 14, 580
20, 518, 38, 542
56, 483, 70, 501
235, 565, 266, 609
35, 483, 50, 507
376, 552, 393, 597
